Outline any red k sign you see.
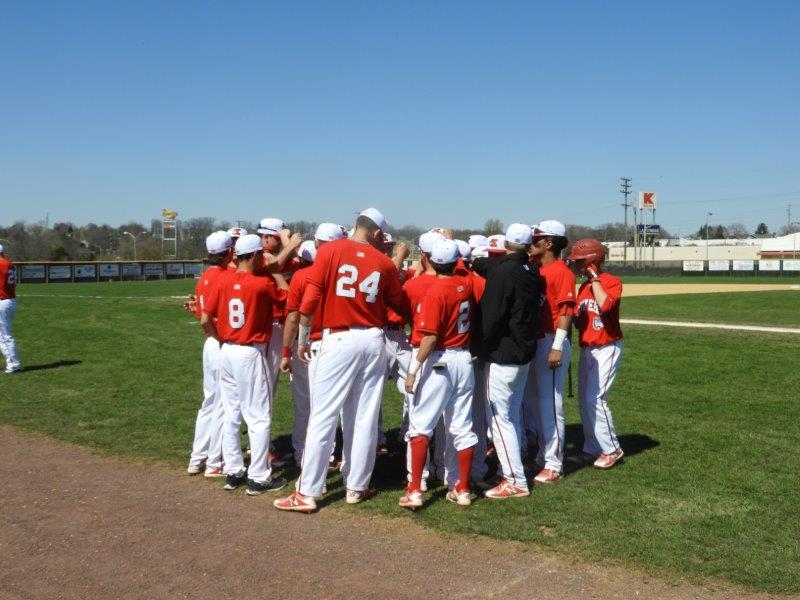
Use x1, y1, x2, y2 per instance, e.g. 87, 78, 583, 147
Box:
639, 191, 657, 210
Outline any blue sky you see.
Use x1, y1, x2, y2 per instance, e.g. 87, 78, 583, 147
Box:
1, 1, 798, 236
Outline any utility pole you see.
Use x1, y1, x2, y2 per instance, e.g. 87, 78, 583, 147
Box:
788, 201, 793, 233
620, 177, 631, 266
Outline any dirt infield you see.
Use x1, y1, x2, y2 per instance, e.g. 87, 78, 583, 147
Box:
0, 427, 781, 599
624, 283, 800, 297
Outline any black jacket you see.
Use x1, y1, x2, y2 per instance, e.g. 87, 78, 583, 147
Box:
471, 252, 542, 365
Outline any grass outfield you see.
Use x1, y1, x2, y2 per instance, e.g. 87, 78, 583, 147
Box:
4, 280, 800, 593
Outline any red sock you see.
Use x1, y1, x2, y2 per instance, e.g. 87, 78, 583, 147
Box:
456, 446, 475, 493
409, 436, 430, 493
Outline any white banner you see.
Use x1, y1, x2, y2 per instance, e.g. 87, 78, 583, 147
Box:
757, 260, 780, 272
99, 264, 120, 277
122, 264, 142, 277
783, 259, 800, 272
166, 263, 185, 276
184, 263, 204, 276
732, 260, 754, 271
74, 265, 97, 278
49, 265, 72, 280
21, 265, 46, 280
708, 260, 730, 272
144, 263, 164, 276
683, 260, 704, 272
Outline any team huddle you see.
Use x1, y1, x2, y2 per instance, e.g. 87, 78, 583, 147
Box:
185, 208, 625, 512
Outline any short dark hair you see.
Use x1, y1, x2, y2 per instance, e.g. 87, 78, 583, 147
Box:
207, 252, 228, 266
237, 250, 261, 262
355, 215, 381, 233
431, 261, 457, 276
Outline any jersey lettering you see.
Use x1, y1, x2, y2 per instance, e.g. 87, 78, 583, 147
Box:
456, 300, 470, 334
6, 268, 15, 285
335, 264, 382, 304
228, 298, 245, 329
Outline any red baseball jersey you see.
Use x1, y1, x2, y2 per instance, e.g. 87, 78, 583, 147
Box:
576, 272, 623, 346
204, 270, 285, 345
286, 265, 323, 341
403, 273, 438, 346
384, 306, 406, 327
194, 265, 228, 321
537, 260, 576, 336
414, 274, 475, 350
299, 239, 404, 330
0, 257, 16, 300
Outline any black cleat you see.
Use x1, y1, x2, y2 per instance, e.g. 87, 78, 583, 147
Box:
223, 472, 247, 491
246, 476, 288, 496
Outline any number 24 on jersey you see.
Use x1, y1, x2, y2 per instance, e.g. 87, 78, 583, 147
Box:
335, 264, 381, 303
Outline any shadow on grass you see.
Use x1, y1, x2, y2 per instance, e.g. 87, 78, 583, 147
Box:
562, 424, 660, 476
17, 360, 82, 372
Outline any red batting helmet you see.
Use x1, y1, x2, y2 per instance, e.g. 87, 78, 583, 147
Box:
568, 239, 605, 263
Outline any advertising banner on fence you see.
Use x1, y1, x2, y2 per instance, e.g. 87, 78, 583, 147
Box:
166, 263, 185, 276
99, 264, 120, 277
74, 265, 97, 279
122, 264, 142, 277
757, 260, 780, 272
683, 260, 704, 272
732, 260, 754, 271
21, 265, 46, 281
144, 263, 164, 277
49, 265, 72, 280
708, 260, 730, 272
782, 259, 800, 272
184, 263, 204, 277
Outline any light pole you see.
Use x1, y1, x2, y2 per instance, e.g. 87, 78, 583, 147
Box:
123, 231, 138, 260
791, 221, 800, 259
705, 212, 713, 275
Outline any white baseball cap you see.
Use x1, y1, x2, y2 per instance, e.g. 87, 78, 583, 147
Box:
455, 239, 471, 260
206, 231, 233, 255
505, 223, 533, 245
257, 217, 284, 235
533, 220, 567, 238
487, 234, 507, 254
235, 234, 264, 256
359, 207, 389, 231
468, 234, 488, 249
315, 222, 345, 242
430, 239, 459, 265
227, 227, 247, 238
0, 243, 4, 254
419, 230, 445, 253
472, 245, 489, 259
298, 240, 317, 262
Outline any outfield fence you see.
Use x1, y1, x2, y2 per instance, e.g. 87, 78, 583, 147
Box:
16, 261, 205, 283
606, 259, 800, 277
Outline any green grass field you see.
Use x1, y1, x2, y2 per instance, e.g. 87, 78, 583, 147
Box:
3, 279, 799, 593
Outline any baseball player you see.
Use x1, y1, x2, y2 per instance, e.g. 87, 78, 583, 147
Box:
471, 224, 542, 498
400, 239, 478, 509
274, 208, 405, 513
201, 234, 289, 496
0, 244, 21, 374
187, 231, 234, 477
280, 224, 345, 465
527, 220, 576, 484
568, 239, 624, 469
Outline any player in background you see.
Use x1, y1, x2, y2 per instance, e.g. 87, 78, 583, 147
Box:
567, 239, 625, 469
280, 223, 345, 465
187, 231, 234, 477
471, 224, 542, 499
274, 208, 405, 513
400, 239, 479, 509
527, 220, 576, 484
201, 234, 289, 496
0, 244, 21, 374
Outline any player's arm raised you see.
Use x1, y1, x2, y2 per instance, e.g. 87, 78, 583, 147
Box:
266, 230, 303, 273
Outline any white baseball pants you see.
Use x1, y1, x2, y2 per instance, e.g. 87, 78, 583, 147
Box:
189, 337, 225, 469
266, 320, 284, 396
385, 327, 413, 440
532, 333, 571, 473
406, 348, 478, 462
0, 298, 20, 373
289, 341, 316, 464
470, 360, 490, 481
520, 362, 539, 452
579, 342, 623, 456
486, 361, 531, 490
298, 327, 387, 497
218, 342, 274, 484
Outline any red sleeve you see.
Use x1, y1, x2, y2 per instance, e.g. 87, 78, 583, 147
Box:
383, 261, 407, 319
299, 248, 327, 316
599, 275, 622, 313
194, 278, 204, 320
285, 271, 304, 312
204, 280, 221, 319
554, 267, 576, 309
470, 271, 486, 302
415, 291, 444, 337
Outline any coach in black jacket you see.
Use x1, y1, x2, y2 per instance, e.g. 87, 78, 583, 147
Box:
470, 223, 542, 499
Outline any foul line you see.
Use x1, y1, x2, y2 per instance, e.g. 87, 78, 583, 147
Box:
621, 318, 800, 334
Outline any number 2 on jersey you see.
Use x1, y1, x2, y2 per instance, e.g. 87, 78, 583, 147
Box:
456, 300, 470, 334
336, 264, 381, 303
